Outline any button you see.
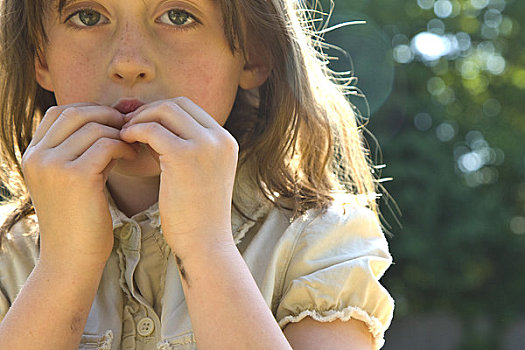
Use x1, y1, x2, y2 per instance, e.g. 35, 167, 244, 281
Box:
137, 317, 155, 337
120, 223, 133, 240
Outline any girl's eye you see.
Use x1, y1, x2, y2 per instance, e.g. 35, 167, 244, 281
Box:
66, 9, 109, 27
157, 9, 197, 28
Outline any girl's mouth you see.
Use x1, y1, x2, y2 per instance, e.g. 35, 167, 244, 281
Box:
113, 99, 145, 114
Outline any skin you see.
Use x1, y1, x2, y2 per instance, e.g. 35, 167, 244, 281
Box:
0, 0, 375, 348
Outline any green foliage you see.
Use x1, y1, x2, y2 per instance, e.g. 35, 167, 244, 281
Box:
318, 0, 525, 346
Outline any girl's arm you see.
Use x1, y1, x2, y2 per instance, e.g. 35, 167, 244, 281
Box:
284, 317, 374, 350
0, 103, 136, 348
120, 97, 292, 348
175, 239, 374, 350
174, 238, 293, 349
121, 98, 375, 349
0, 260, 105, 349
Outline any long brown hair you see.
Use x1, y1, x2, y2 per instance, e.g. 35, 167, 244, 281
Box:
0, 0, 381, 240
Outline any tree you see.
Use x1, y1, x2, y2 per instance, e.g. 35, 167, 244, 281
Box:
317, 0, 525, 347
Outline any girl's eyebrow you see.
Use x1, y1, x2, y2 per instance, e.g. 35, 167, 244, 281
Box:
57, 0, 72, 13
57, 0, 216, 13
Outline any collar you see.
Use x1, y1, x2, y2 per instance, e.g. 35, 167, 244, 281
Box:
106, 169, 271, 245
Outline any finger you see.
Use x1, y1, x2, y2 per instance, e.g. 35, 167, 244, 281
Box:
120, 122, 186, 156
72, 138, 137, 175
39, 105, 125, 149
102, 159, 118, 183
55, 123, 123, 160
30, 103, 94, 147
123, 100, 203, 140
174, 96, 221, 129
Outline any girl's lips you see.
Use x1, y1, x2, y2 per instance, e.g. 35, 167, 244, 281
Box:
113, 99, 144, 114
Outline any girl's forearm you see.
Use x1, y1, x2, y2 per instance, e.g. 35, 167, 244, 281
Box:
174, 238, 293, 350
0, 260, 105, 350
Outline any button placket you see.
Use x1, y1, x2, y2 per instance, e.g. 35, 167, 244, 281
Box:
120, 220, 163, 341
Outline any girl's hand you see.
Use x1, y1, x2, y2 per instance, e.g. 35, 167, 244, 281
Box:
120, 97, 239, 252
22, 103, 137, 271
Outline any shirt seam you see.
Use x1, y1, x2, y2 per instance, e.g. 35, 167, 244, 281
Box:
274, 209, 323, 311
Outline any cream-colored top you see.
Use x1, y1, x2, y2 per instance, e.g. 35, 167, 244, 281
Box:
0, 186, 394, 349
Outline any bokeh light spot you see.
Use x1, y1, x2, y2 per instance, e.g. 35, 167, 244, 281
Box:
484, 9, 503, 28
482, 98, 501, 117
499, 16, 513, 36
481, 24, 499, 39
418, 0, 435, 10
511, 69, 525, 89
488, 0, 506, 11
428, 18, 446, 34
393, 44, 414, 63
459, 152, 483, 172
412, 32, 453, 61
485, 55, 506, 75
414, 113, 433, 131
456, 32, 472, 51
459, 60, 480, 80
427, 77, 447, 95
510, 217, 525, 235
436, 122, 456, 141
471, 0, 489, 10
435, 0, 453, 18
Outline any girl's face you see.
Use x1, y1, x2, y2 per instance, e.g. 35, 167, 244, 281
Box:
35, 0, 268, 176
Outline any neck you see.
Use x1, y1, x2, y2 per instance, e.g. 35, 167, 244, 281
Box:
106, 173, 160, 217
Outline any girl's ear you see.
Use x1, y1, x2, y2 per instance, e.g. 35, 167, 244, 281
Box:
239, 47, 272, 90
34, 54, 54, 92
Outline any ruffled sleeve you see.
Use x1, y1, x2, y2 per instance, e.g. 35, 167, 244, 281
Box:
275, 197, 394, 349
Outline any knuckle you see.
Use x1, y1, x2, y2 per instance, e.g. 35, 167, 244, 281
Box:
21, 151, 36, 174
157, 101, 177, 115
144, 122, 160, 134
173, 96, 189, 104
65, 162, 87, 178
95, 137, 118, 148
224, 132, 238, 148
45, 105, 61, 117
200, 136, 217, 151
60, 106, 89, 124
62, 106, 80, 117
85, 122, 104, 136
216, 131, 239, 151
21, 149, 47, 172
45, 156, 66, 172
22, 152, 65, 179
41, 106, 61, 123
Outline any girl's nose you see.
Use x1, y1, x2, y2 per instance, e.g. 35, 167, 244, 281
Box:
109, 58, 155, 84
107, 29, 155, 85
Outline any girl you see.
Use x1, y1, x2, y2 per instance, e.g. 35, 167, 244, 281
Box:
0, 0, 394, 349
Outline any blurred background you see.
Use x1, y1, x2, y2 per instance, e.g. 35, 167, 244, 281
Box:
316, 0, 525, 348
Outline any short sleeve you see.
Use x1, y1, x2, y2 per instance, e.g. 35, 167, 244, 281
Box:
276, 200, 394, 349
